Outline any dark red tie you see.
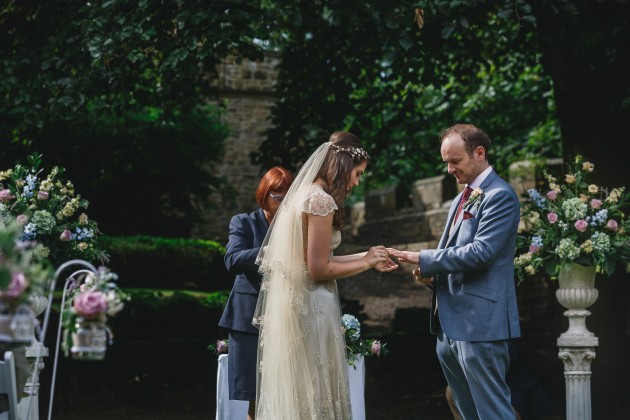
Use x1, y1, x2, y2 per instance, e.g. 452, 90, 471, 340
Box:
454, 186, 473, 223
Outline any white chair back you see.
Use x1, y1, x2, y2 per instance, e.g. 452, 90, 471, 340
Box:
0, 351, 19, 420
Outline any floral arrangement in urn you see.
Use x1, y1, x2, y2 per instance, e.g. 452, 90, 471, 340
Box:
0, 152, 109, 266
341, 313, 389, 367
0, 219, 52, 341
514, 155, 630, 282
61, 266, 129, 357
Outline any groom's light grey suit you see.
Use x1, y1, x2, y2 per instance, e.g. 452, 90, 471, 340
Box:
421, 168, 521, 419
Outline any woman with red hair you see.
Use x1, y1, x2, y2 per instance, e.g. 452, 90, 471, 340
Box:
219, 166, 294, 420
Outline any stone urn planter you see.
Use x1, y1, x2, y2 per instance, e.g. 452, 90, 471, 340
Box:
556, 263, 598, 420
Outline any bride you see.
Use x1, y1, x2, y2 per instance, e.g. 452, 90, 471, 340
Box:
253, 131, 397, 419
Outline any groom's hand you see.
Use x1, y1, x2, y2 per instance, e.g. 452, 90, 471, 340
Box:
413, 268, 433, 286
387, 249, 419, 265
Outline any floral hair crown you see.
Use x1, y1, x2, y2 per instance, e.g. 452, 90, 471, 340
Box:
329, 143, 370, 161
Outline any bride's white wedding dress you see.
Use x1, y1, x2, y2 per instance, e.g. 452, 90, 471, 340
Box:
254, 183, 352, 420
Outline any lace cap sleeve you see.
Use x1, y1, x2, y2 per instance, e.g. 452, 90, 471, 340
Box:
302, 185, 338, 217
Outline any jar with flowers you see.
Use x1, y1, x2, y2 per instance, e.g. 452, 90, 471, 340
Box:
0, 219, 52, 342
61, 266, 128, 360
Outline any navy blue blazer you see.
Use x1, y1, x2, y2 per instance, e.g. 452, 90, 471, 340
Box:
218, 208, 270, 334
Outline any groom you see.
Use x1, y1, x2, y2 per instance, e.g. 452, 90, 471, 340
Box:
390, 124, 521, 419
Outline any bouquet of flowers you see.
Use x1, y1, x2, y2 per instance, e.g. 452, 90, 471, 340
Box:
208, 338, 229, 355
341, 313, 389, 367
514, 155, 630, 282
0, 152, 109, 266
61, 266, 129, 357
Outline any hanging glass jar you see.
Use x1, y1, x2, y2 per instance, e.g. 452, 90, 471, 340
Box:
0, 304, 36, 343
70, 317, 107, 360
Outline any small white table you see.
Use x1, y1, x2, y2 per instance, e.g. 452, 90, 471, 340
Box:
216, 353, 366, 420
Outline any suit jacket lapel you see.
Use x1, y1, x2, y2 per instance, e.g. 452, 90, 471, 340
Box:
442, 191, 464, 247
444, 169, 498, 246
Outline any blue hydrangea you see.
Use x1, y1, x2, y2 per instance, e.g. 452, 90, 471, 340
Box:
22, 222, 37, 240
531, 235, 543, 248
341, 314, 361, 343
588, 209, 608, 226
527, 189, 546, 209
73, 227, 95, 241
22, 173, 38, 199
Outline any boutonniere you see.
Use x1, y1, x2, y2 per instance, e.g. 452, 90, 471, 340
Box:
464, 188, 484, 210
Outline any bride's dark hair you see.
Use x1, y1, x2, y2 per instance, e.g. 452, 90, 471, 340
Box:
315, 131, 369, 229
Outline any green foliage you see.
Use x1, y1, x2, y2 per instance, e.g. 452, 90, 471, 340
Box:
0, 0, 265, 140
97, 235, 230, 291
107, 288, 229, 340
1, 2, 260, 236
252, 0, 561, 192
2, 103, 230, 236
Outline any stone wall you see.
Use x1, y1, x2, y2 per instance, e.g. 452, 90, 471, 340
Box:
192, 53, 281, 241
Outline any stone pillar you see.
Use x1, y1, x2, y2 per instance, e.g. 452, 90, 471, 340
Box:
556, 264, 599, 420
558, 347, 596, 419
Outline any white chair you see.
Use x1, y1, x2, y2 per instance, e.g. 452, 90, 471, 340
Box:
0, 351, 19, 420
215, 353, 366, 420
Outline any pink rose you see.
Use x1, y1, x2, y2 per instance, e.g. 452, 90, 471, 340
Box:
16, 214, 28, 226
371, 340, 382, 356
574, 220, 588, 232
591, 199, 602, 209
0, 189, 15, 203
546, 191, 557, 201
216, 340, 229, 354
547, 212, 558, 223
59, 229, 73, 241
37, 191, 49, 201
74, 291, 108, 319
529, 244, 540, 253
607, 219, 619, 231
2, 271, 28, 299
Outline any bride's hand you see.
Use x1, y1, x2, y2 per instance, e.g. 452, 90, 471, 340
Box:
375, 257, 398, 272
365, 246, 388, 268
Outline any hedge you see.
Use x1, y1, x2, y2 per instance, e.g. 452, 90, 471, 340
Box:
96, 235, 232, 291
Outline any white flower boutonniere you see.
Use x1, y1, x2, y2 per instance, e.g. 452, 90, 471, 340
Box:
464, 188, 484, 210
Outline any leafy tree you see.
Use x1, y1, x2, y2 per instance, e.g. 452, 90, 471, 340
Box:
0, 0, 267, 236
0, 0, 265, 138
409, 0, 630, 187
252, 1, 561, 192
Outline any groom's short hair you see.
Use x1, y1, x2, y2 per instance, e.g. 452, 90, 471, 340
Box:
440, 124, 491, 159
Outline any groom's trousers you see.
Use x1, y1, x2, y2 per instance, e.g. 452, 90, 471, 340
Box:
436, 330, 515, 420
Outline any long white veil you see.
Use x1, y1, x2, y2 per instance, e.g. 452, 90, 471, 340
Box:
252, 142, 332, 419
